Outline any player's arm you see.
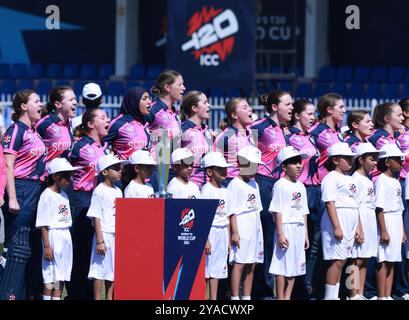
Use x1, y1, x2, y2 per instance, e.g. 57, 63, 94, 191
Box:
326, 201, 343, 240
41, 226, 53, 261
275, 212, 288, 248
304, 215, 309, 249
4, 153, 19, 214
229, 214, 239, 248
93, 217, 106, 255
376, 207, 389, 244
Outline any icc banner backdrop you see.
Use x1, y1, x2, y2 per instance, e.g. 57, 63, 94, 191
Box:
167, 0, 256, 90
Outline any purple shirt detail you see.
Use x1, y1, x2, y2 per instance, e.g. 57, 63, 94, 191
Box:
213, 125, 252, 179
288, 127, 320, 186
181, 120, 212, 188
310, 123, 343, 183
250, 116, 288, 179
105, 114, 150, 160
2, 121, 46, 180
70, 135, 108, 191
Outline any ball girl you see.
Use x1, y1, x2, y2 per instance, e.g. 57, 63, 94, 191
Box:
320, 142, 362, 300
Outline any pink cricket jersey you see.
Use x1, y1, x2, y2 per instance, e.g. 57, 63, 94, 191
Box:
2, 120, 46, 181
104, 114, 150, 160
0, 145, 6, 198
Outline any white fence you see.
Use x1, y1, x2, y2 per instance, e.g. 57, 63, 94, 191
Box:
0, 94, 399, 130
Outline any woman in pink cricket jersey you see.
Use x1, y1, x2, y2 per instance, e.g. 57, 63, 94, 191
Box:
368, 102, 403, 180
180, 91, 213, 189
249, 90, 291, 299
66, 108, 110, 300
344, 110, 374, 152
213, 97, 254, 185
310, 93, 345, 183
104, 86, 151, 160
0, 89, 46, 300
36, 86, 76, 168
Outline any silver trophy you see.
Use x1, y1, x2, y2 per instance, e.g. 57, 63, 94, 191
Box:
154, 129, 173, 198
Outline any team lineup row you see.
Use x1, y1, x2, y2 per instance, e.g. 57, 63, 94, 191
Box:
0, 68, 408, 300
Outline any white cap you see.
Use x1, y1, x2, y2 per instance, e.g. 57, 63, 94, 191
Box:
340, 125, 350, 136
97, 154, 129, 172
277, 146, 308, 166
171, 148, 194, 164
128, 150, 156, 165
378, 144, 406, 159
202, 152, 231, 168
82, 83, 102, 100
354, 143, 386, 157
237, 146, 264, 164
47, 157, 79, 175
328, 142, 356, 157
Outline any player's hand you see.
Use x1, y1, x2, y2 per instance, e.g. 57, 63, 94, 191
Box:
8, 198, 20, 214
403, 232, 407, 243
278, 234, 289, 249
96, 242, 106, 255
355, 227, 364, 244
380, 231, 390, 245
304, 236, 310, 250
205, 240, 211, 255
334, 227, 344, 241
231, 232, 240, 249
44, 246, 53, 261
228, 242, 231, 254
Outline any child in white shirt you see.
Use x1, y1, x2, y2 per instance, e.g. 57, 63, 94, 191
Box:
167, 148, 200, 199
87, 154, 127, 300
35, 158, 79, 301
201, 152, 232, 300
124, 150, 156, 198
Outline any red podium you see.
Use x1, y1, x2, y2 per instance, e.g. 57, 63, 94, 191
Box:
115, 198, 218, 300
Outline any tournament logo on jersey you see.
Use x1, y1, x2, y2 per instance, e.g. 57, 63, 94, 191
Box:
2, 134, 11, 145
58, 204, 69, 217
349, 183, 357, 194
291, 192, 302, 210
397, 188, 402, 197
246, 193, 257, 210
181, 6, 239, 67
178, 208, 196, 245
216, 199, 226, 217
367, 187, 374, 197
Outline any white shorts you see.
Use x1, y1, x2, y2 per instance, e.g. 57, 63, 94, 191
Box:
321, 207, 359, 260
205, 226, 229, 279
42, 228, 73, 284
229, 211, 264, 264
269, 223, 306, 277
378, 213, 403, 263
88, 232, 115, 281
351, 209, 377, 258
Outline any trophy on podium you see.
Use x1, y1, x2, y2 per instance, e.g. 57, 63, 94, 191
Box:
154, 129, 173, 198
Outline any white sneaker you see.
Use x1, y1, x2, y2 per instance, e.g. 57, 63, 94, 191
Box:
386, 296, 394, 300
359, 295, 368, 300
369, 296, 378, 300
347, 294, 362, 300
402, 293, 409, 300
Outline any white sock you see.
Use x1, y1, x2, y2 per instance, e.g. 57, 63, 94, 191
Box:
324, 284, 338, 300
51, 297, 61, 300
231, 296, 240, 300
43, 295, 51, 300
242, 296, 251, 300
335, 283, 340, 299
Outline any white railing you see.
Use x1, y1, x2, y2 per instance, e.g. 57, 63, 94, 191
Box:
0, 95, 400, 130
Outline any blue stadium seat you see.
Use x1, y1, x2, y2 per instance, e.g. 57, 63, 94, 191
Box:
278, 81, 292, 93
314, 82, 330, 97
80, 64, 97, 79
16, 79, 34, 91
383, 84, 400, 99
401, 84, 409, 98
128, 64, 146, 80
0, 63, 10, 78
370, 67, 387, 83
126, 80, 142, 90
141, 80, 154, 91
387, 67, 404, 83
210, 87, 225, 97
63, 64, 80, 79
146, 65, 163, 80
331, 83, 348, 97
271, 66, 283, 74
353, 67, 370, 82
336, 66, 353, 82
36, 80, 53, 96
0, 79, 15, 94
54, 79, 71, 87
94, 80, 106, 93
366, 83, 382, 98
349, 83, 365, 98
107, 80, 125, 96
46, 64, 62, 78
318, 66, 336, 82
98, 64, 114, 79
27, 64, 44, 79
225, 88, 241, 98
10, 64, 28, 78
285, 65, 303, 77
72, 80, 87, 97
295, 83, 312, 98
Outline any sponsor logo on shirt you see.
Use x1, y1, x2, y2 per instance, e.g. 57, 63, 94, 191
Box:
246, 193, 257, 210
397, 188, 402, 197
291, 191, 302, 210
